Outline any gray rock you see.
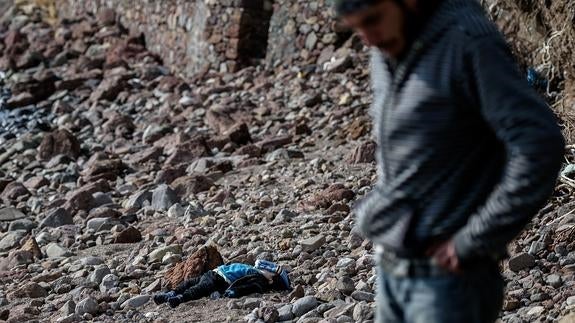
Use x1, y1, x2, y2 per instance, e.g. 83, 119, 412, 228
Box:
278, 304, 295, 321
46, 243, 71, 258
0, 231, 24, 251
91, 192, 113, 208
292, 296, 319, 317
148, 245, 182, 263
528, 241, 546, 255
61, 300, 76, 316
56, 314, 79, 323
305, 32, 318, 50
86, 217, 119, 232
8, 219, 36, 232
274, 209, 297, 223
167, 203, 185, 217
75, 297, 98, 316
299, 235, 326, 253
89, 265, 111, 284
184, 202, 208, 219
509, 253, 536, 272
335, 276, 355, 295
0, 207, 26, 221
151, 184, 179, 211
123, 190, 152, 209
545, 274, 562, 288
39, 208, 73, 229
242, 297, 261, 310
121, 295, 150, 309
351, 291, 375, 302
353, 302, 373, 321
15, 282, 48, 298
324, 304, 355, 319
100, 274, 119, 293
80, 256, 104, 266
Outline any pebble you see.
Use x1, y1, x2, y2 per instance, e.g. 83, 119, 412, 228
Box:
292, 296, 319, 317
121, 295, 151, 309
545, 274, 562, 288
100, 274, 119, 293
151, 184, 179, 211
45, 243, 70, 258
75, 297, 98, 316
299, 235, 326, 253
509, 253, 536, 272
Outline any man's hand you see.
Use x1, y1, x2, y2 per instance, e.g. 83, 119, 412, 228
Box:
427, 240, 462, 274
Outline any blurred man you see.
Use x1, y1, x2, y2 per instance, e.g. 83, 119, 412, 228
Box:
335, 0, 565, 322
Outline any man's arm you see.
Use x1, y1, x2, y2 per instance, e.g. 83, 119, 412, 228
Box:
452, 34, 565, 264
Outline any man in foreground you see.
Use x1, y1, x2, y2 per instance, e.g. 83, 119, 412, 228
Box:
335, 0, 565, 322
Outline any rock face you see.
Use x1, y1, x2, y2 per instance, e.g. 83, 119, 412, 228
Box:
164, 245, 224, 289
56, 0, 273, 77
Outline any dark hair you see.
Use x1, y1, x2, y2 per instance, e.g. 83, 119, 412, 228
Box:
334, 0, 384, 16
335, 0, 442, 16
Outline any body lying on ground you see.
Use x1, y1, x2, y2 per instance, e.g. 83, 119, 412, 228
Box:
154, 260, 292, 308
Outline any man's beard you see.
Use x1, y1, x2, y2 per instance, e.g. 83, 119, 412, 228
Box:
397, 0, 442, 59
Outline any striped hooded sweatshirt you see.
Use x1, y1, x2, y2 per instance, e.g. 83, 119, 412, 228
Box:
354, 0, 565, 264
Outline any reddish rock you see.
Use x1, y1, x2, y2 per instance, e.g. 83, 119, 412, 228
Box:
234, 144, 262, 158
20, 238, 42, 260
12, 282, 48, 298
305, 184, 355, 210
348, 141, 376, 164
224, 122, 251, 145
114, 226, 142, 243
206, 135, 231, 151
24, 176, 49, 190
90, 74, 130, 102
205, 104, 249, 134
64, 180, 110, 212
237, 158, 264, 168
155, 165, 188, 185
164, 139, 211, 167
154, 133, 190, 155
294, 122, 312, 136
98, 8, 117, 26
82, 159, 125, 181
171, 175, 215, 198
7, 75, 57, 109
37, 129, 81, 161
346, 117, 371, 140
4, 30, 27, 53
327, 203, 351, 214
71, 20, 96, 39
164, 246, 224, 289
102, 112, 135, 138
1, 182, 30, 203
126, 147, 162, 166
206, 190, 234, 205
258, 135, 293, 152
87, 207, 121, 220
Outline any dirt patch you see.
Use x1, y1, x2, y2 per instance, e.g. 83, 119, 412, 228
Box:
483, 0, 575, 141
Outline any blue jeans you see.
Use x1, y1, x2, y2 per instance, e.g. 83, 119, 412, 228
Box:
375, 255, 504, 323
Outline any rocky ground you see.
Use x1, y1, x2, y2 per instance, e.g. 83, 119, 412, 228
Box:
0, 3, 574, 323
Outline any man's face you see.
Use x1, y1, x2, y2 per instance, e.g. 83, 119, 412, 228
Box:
341, 0, 407, 57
